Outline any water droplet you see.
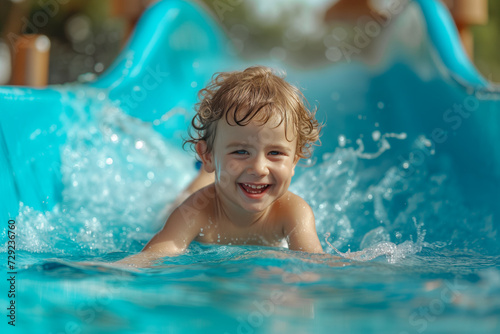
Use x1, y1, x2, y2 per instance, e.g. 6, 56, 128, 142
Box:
135, 141, 144, 149
338, 134, 346, 147
29, 129, 42, 140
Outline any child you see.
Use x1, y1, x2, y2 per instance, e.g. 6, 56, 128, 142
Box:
119, 66, 323, 266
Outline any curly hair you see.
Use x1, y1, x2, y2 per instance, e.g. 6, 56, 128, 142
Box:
185, 66, 321, 159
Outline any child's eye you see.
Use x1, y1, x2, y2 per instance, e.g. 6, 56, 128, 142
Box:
269, 151, 284, 156
232, 150, 248, 155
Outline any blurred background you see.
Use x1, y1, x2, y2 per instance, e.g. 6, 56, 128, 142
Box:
0, 0, 498, 86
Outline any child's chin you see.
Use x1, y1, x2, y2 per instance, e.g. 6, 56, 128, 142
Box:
240, 204, 270, 214
238, 197, 272, 212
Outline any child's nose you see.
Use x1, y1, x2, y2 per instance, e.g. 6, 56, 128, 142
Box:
248, 155, 269, 176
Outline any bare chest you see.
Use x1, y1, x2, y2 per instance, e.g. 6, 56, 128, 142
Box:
194, 218, 284, 247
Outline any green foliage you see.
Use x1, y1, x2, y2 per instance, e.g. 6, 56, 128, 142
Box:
472, 0, 500, 82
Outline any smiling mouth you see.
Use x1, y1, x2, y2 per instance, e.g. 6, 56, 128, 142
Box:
239, 183, 271, 195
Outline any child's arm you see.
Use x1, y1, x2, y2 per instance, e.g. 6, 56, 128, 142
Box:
117, 197, 204, 267
282, 194, 324, 254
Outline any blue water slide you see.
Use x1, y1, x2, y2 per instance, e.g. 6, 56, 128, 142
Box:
0, 0, 499, 221
290, 0, 500, 176
0, 0, 238, 219
90, 0, 239, 127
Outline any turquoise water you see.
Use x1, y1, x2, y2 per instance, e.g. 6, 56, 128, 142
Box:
2, 0, 500, 332
3, 91, 499, 333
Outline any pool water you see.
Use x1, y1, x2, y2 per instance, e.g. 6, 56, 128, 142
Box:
2, 0, 500, 332
3, 88, 499, 334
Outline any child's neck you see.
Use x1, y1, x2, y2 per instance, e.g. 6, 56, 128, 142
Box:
214, 192, 271, 229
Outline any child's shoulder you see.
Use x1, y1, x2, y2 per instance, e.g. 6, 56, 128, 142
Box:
273, 192, 318, 249
276, 190, 311, 207
174, 184, 215, 222
273, 191, 314, 222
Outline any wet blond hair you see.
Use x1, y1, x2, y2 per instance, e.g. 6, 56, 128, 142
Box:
186, 66, 321, 159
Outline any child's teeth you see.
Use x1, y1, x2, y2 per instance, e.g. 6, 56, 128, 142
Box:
246, 184, 266, 189
242, 184, 268, 194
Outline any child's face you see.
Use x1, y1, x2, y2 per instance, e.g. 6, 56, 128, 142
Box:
201, 116, 298, 214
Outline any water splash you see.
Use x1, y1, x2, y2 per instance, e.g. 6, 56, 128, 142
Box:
3, 89, 197, 255
3, 92, 497, 259
292, 134, 498, 258
355, 131, 407, 159
324, 217, 426, 263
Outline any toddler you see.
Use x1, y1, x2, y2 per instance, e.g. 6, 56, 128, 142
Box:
120, 66, 323, 266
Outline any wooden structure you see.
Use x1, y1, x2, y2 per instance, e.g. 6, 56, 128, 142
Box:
10, 34, 50, 87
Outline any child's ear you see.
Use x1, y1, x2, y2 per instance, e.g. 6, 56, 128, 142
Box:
196, 141, 215, 173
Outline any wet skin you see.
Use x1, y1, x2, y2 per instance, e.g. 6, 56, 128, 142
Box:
118, 118, 323, 267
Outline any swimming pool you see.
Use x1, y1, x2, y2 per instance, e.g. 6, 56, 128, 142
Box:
1, 0, 500, 333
